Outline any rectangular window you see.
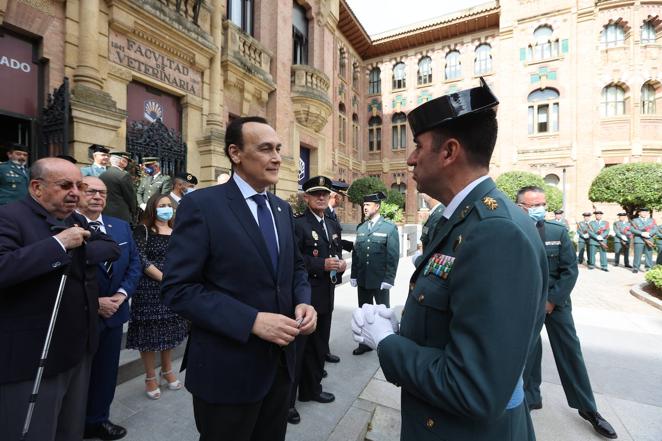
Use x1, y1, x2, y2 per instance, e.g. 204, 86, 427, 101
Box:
528, 106, 534, 135
376, 127, 381, 151
537, 104, 549, 133
551, 103, 559, 132
229, 0, 253, 35
369, 129, 375, 151
392, 125, 399, 149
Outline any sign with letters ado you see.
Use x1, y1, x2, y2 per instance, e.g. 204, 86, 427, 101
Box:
109, 30, 202, 97
0, 32, 38, 117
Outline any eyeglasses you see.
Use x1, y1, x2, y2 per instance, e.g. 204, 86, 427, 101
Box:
37, 179, 88, 191
84, 189, 108, 197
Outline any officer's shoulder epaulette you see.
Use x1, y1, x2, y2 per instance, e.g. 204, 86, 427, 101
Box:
294, 212, 305, 218
473, 195, 510, 221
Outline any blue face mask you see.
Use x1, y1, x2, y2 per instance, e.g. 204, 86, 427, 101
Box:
184, 187, 195, 195
144, 167, 154, 175
156, 207, 174, 221
528, 206, 546, 222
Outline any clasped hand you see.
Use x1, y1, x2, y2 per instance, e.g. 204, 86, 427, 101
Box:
252, 304, 317, 347
351, 304, 399, 350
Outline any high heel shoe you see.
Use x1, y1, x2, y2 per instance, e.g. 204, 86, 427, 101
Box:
160, 369, 183, 391
145, 376, 161, 400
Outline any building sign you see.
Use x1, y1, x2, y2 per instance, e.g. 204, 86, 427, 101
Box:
298, 146, 310, 189
0, 32, 39, 117
109, 30, 201, 97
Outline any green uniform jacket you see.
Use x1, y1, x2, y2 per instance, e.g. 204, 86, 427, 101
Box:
587, 220, 609, 246
631, 218, 657, 245
613, 220, 632, 244
576, 221, 590, 242
137, 173, 173, 205
377, 178, 548, 441
420, 203, 445, 250
0, 162, 28, 205
543, 220, 578, 306
350, 216, 399, 289
99, 166, 138, 224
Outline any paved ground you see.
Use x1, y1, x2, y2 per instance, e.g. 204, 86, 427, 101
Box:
107, 255, 662, 441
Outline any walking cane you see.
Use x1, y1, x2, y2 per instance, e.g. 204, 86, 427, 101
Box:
20, 227, 72, 441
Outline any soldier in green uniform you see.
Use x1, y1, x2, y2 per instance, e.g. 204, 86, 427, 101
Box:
576, 212, 592, 266
351, 79, 547, 441
350, 191, 399, 355
136, 157, 173, 210
588, 211, 609, 271
413, 194, 444, 266
631, 208, 657, 273
653, 221, 662, 258
81, 145, 110, 177
0, 145, 29, 206
518, 187, 617, 440
554, 209, 569, 228
613, 212, 632, 268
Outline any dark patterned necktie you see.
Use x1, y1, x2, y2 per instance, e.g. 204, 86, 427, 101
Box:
251, 194, 278, 272
88, 221, 114, 278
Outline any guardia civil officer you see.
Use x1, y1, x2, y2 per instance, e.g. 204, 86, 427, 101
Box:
0, 144, 29, 205
288, 176, 344, 424
613, 212, 632, 268
350, 191, 399, 356
518, 187, 617, 440
351, 78, 547, 441
554, 209, 570, 228
81, 145, 110, 177
136, 158, 172, 210
588, 211, 609, 271
631, 208, 657, 273
413, 194, 445, 266
576, 212, 592, 265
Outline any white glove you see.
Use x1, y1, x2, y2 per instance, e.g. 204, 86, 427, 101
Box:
411, 251, 421, 266
583, 234, 589, 239
140, 203, 146, 210
380, 282, 393, 290
643, 232, 650, 238
350, 278, 357, 287
621, 235, 627, 240
351, 304, 395, 350
597, 235, 603, 241
376, 304, 400, 334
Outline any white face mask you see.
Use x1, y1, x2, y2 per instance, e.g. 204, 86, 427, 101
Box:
184, 187, 196, 195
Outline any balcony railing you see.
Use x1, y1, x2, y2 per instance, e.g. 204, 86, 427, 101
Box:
156, 0, 203, 26
223, 21, 273, 84
291, 65, 332, 132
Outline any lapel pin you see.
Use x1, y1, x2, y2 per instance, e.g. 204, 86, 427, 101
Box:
461, 206, 471, 218
277, 206, 282, 212
107, 224, 112, 228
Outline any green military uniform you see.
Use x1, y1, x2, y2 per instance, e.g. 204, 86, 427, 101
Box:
524, 220, 597, 414
351, 215, 399, 307
613, 215, 632, 267
0, 161, 28, 205
576, 216, 591, 265
553, 209, 569, 229
631, 213, 657, 272
377, 179, 548, 441
654, 224, 662, 256
414, 203, 445, 267
588, 215, 609, 271
137, 172, 173, 206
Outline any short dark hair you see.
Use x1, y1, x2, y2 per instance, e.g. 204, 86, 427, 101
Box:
224, 116, 269, 168
430, 110, 498, 167
516, 186, 545, 203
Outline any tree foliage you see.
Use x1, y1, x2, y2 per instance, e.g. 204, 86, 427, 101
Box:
589, 163, 662, 217
347, 176, 387, 205
495, 171, 562, 212
385, 189, 405, 209
380, 202, 404, 223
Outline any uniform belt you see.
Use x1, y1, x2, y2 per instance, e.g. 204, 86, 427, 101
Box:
506, 376, 524, 409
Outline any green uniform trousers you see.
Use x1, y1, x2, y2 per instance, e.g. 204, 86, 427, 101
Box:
633, 244, 653, 271
613, 240, 630, 266
589, 244, 607, 269
577, 240, 590, 265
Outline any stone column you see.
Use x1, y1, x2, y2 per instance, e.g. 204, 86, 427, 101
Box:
74, 0, 103, 90
207, 0, 223, 130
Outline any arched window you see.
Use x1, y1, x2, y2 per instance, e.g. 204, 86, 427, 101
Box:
528, 25, 559, 60
641, 21, 657, 44
352, 113, 359, 151
392, 62, 406, 90
417, 56, 432, 85
368, 68, 381, 94
368, 116, 382, 152
601, 23, 625, 48
338, 48, 346, 76
392, 112, 407, 150
641, 83, 656, 115
601, 85, 625, 116
338, 103, 346, 144
544, 174, 560, 186
445, 50, 461, 80
474, 44, 492, 75
527, 88, 559, 134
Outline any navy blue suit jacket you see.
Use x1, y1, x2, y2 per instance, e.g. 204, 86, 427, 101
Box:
161, 178, 311, 405
96, 216, 142, 328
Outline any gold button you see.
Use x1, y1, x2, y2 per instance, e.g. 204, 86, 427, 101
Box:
418, 294, 424, 303
426, 418, 435, 428
409, 283, 415, 291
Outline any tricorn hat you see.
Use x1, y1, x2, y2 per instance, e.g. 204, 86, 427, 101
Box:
617, 212, 627, 216
407, 77, 499, 138
554, 209, 564, 215
582, 212, 592, 217
363, 192, 387, 203
593, 210, 603, 215
89, 144, 110, 155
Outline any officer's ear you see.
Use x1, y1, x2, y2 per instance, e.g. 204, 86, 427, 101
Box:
440, 137, 461, 163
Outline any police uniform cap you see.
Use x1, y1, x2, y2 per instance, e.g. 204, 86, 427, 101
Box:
582, 212, 592, 217
593, 210, 603, 215
110, 151, 132, 161
638, 207, 650, 212
554, 209, 564, 215
407, 77, 499, 138
331, 179, 349, 193
89, 144, 110, 154
175, 172, 198, 185
363, 192, 387, 203
303, 176, 333, 193
618, 212, 627, 216
141, 156, 159, 165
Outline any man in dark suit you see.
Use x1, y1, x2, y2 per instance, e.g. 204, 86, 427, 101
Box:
100, 152, 137, 224
288, 176, 345, 424
351, 79, 548, 441
518, 187, 617, 439
162, 116, 316, 441
0, 158, 119, 441
78, 177, 142, 440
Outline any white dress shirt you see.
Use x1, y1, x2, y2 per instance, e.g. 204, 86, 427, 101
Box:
442, 175, 490, 220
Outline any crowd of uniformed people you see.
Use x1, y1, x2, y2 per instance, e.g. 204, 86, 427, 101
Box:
1, 78, 657, 441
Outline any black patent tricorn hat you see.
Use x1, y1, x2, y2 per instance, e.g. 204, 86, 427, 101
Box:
407, 77, 499, 138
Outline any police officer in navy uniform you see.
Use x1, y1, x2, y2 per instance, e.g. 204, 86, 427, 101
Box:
518, 187, 617, 440
288, 176, 344, 424
0, 145, 29, 206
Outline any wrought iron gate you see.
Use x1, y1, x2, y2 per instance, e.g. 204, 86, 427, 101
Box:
126, 118, 187, 176
39, 77, 70, 158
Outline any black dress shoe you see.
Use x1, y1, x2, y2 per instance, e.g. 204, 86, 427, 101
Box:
632, 269, 639, 273
325, 353, 340, 363
352, 345, 373, 355
287, 408, 301, 424
299, 391, 335, 403
588, 266, 595, 270
624, 264, 632, 268
602, 268, 609, 272
528, 402, 543, 411
578, 410, 618, 439
322, 369, 328, 378
84, 421, 127, 440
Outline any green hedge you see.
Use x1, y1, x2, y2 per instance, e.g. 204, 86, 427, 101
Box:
645, 265, 662, 290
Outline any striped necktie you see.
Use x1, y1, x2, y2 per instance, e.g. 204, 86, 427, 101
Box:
88, 221, 113, 278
